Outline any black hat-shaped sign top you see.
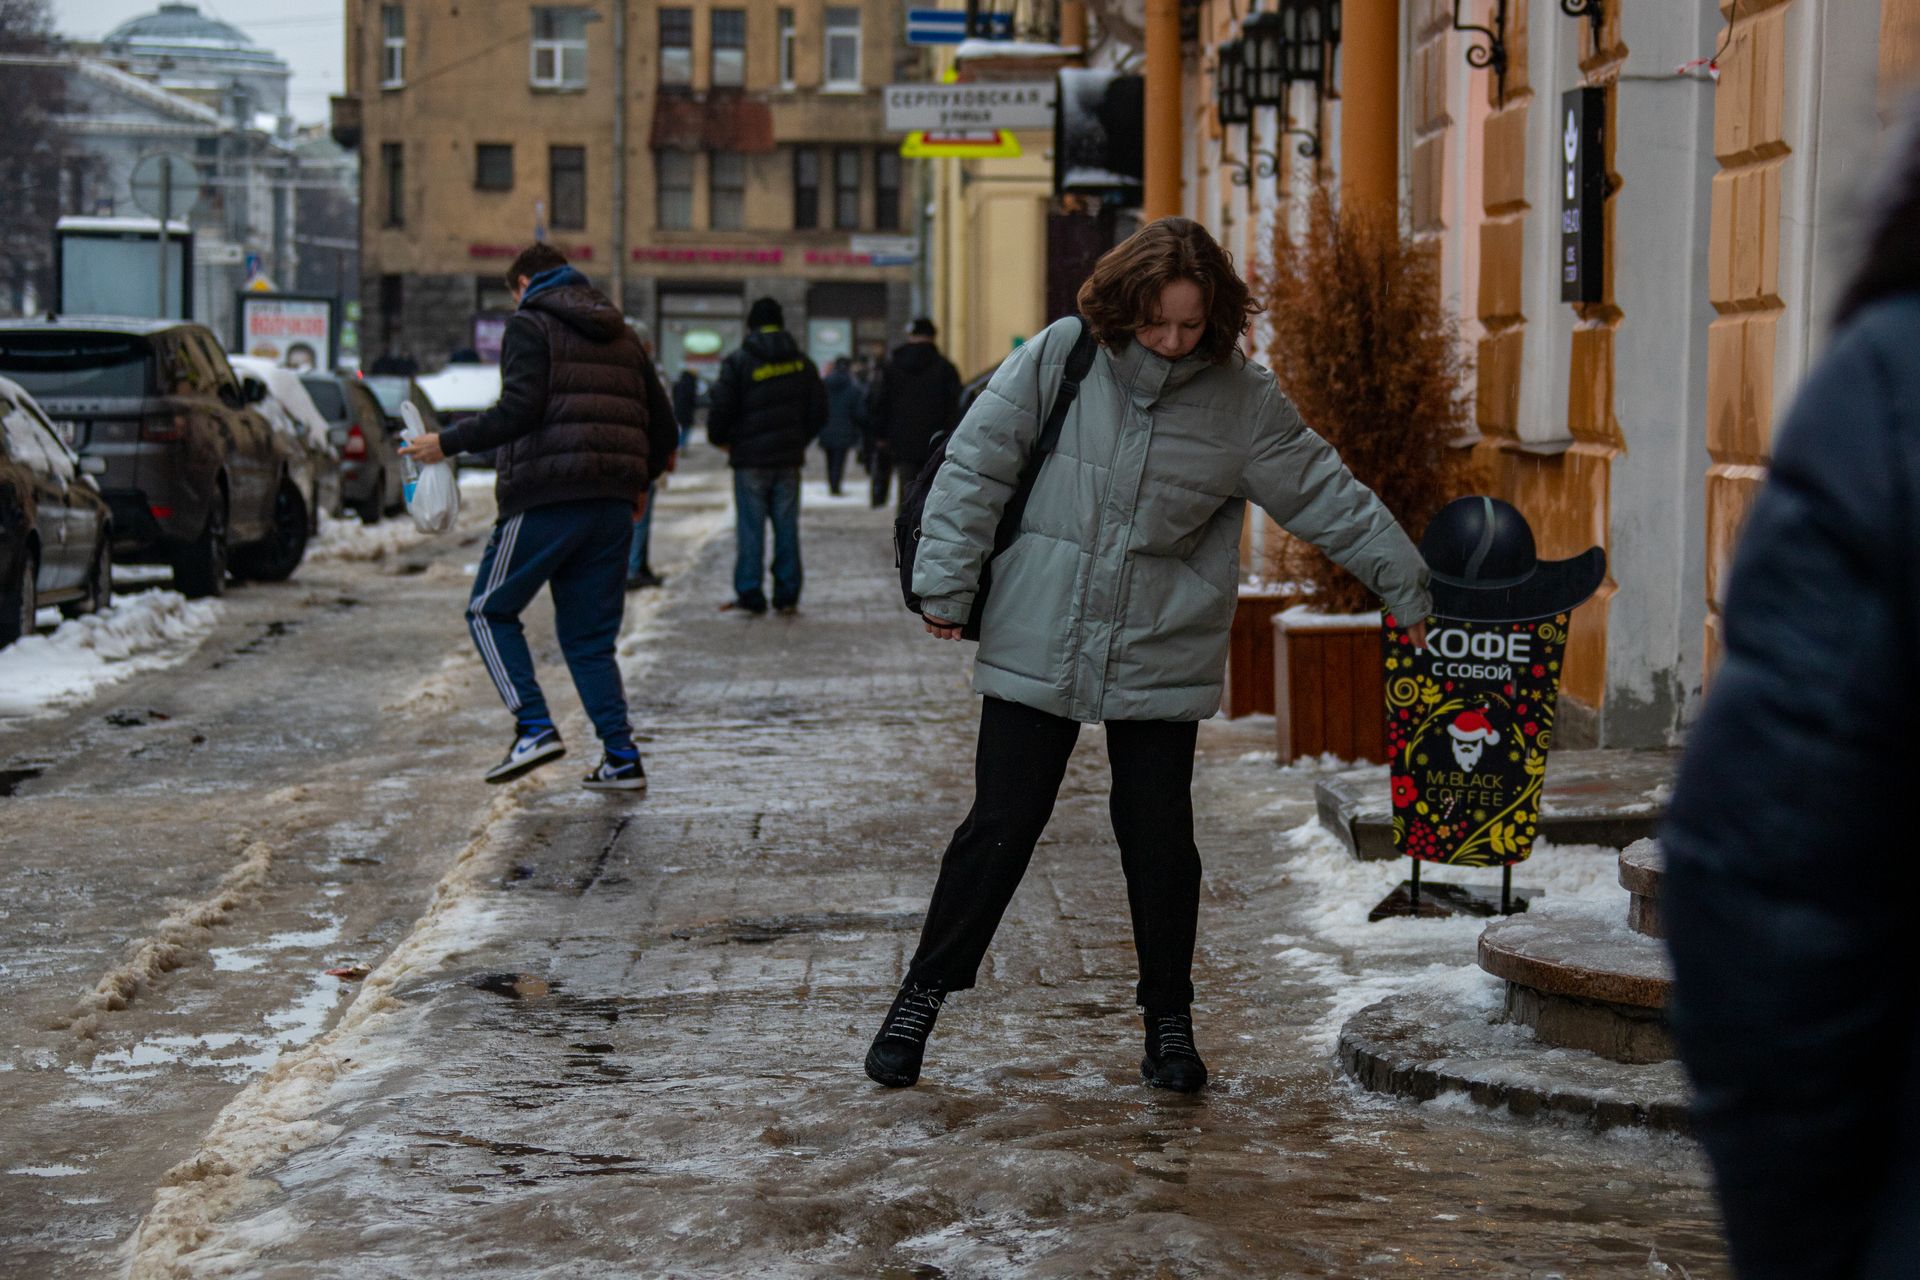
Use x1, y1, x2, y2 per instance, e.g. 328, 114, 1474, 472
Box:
1418, 496, 1607, 623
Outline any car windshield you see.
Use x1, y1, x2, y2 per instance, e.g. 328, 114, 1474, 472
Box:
300, 376, 347, 420
0, 332, 152, 398
363, 376, 409, 414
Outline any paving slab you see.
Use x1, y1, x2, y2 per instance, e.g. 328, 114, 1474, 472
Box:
1315, 749, 1678, 860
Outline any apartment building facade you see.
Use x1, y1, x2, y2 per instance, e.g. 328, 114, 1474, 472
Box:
335, 0, 920, 377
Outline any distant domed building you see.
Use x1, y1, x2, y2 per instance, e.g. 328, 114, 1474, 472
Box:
100, 2, 290, 127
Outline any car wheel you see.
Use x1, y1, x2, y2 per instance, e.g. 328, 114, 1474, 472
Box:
0, 553, 35, 650
354, 471, 384, 525
173, 492, 229, 599
231, 483, 309, 583
61, 539, 112, 620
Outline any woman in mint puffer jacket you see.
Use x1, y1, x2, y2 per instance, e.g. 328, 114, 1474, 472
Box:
865, 217, 1433, 1094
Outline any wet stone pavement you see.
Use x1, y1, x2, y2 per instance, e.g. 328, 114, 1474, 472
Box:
23, 458, 1727, 1277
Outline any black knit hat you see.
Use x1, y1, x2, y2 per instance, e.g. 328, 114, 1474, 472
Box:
1419, 496, 1606, 623
748, 297, 784, 329
909, 316, 938, 337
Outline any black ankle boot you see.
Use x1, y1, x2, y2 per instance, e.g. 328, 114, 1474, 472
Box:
1141, 1008, 1208, 1093
865, 983, 946, 1087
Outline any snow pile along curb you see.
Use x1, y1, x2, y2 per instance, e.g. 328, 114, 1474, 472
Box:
0, 591, 221, 721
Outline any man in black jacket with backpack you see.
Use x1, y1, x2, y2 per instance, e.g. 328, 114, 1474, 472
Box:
401, 243, 676, 790
867, 317, 963, 508
706, 297, 827, 614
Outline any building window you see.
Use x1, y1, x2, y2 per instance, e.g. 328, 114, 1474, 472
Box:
549, 145, 585, 230
793, 148, 819, 230
530, 8, 589, 90
777, 8, 796, 89
824, 7, 861, 90
475, 143, 513, 191
834, 147, 861, 230
711, 9, 745, 89
380, 5, 405, 88
875, 148, 900, 231
658, 8, 692, 88
710, 152, 745, 230
657, 151, 693, 230
381, 142, 404, 226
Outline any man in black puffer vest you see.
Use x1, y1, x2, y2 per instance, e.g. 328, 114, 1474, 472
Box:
401, 244, 676, 791
706, 297, 827, 614
866, 317, 962, 508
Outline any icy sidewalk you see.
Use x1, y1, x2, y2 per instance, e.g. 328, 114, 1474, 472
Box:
123, 478, 1727, 1278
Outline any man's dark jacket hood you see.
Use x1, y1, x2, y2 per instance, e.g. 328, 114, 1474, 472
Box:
438, 273, 677, 517
706, 327, 828, 470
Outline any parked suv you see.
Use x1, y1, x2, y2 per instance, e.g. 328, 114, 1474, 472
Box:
0, 375, 113, 649
299, 371, 406, 524
0, 318, 309, 597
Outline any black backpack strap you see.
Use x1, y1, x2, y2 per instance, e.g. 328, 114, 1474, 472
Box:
998, 320, 1098, 546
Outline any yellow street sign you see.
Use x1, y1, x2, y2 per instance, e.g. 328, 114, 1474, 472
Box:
900, 130, 1023, 159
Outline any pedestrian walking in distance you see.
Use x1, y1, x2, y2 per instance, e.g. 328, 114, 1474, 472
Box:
1662, 95, 1920, 1280
705, 297, 827, 615
867, 316, 962, 508
866, 217, 1432, 1093
400, 244, 677, 791
819, 356, 864, 496
624, 320, 677, 591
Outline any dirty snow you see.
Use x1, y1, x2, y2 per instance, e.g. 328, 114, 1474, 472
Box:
306, 514, 432, 564
0, 591, 221, 722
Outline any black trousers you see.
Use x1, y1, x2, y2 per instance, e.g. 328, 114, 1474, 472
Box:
824, 446, 850, 495
905, 696, 1203, 1010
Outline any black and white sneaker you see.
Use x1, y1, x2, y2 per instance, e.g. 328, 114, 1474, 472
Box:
484, 726, 565, 784
582, 753, 647, 792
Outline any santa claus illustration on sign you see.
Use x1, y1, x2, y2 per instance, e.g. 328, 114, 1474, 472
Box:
1446, 709, 1500, 772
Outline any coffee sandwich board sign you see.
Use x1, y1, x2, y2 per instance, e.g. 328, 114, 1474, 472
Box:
1371, 497, 1606, 922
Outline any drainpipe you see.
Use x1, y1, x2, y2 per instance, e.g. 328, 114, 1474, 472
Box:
1060, 0, 1087, 50
612, 0, 628, 312
1339, 0, 1399, 210
1144, 0, 1182, 219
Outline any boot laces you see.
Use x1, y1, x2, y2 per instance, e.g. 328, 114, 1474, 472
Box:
883, 985, 944, 1044
1154, 1014, 1199, 1061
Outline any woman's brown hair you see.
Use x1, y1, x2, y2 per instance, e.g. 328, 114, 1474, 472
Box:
1075, 217, 1263, 365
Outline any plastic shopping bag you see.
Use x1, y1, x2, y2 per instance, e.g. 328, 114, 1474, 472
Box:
399, 401, 460, 534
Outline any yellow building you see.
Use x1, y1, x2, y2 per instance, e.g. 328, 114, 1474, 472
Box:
333, 0, 921, 375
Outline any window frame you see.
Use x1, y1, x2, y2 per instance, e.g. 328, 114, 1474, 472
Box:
656, 150, 695, 231
823, 7, 862, 92
710, 8, 746, 90
380, 5, 405, 88
529, 7, 589, 91
658, 7, 692, 89
793, 147, 820, 230
874, 148, 901, 232
549, 145, 587, 231
833, 146, 861, 231
475, 143, 514, 192
709, 152, 746, 231
777, 8, 796, 89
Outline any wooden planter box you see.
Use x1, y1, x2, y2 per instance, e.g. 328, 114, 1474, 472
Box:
1274, 611, 1388, 764
1221, 587, 1297, 718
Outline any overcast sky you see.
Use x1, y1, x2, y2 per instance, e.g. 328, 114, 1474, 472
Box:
57, 0, 345, 124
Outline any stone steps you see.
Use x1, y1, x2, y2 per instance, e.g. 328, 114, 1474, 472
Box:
1618, 838, 1664, 938
1478, 912, 1674, 1064
1314, 749, 1677, 860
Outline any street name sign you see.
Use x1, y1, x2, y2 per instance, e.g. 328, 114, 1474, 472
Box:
905, 9, 1011, 44
884, 81, 1055, 133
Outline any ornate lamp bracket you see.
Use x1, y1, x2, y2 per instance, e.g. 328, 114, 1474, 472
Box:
1451, 0, 1509, 106
1559, 0, 1603, 42
1221, 150, 1279, 187
1282, 126, 1320, 159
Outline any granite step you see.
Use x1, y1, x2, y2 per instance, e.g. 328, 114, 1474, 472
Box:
1478, 912, 1674, 1064
1314, 749, 1676, 861
1618, 838, 1665, 938
1338, 979, 1692, 1132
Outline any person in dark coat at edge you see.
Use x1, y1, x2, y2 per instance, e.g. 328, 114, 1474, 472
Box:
1662, 96, 1920, 1280
866, 317, 962, 508
624, 320, 677, 591
705, 297, 828, 615
401, 243, 677, 791
819, 356, 865, 496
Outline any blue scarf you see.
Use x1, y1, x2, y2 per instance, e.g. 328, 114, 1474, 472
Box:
519, 264, 587, 307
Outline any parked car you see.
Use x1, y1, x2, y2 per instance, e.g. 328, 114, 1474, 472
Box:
0, 375, 113, 649
0, 317, 309, 597
300, 371, 406, 524
230, 355, 342, 530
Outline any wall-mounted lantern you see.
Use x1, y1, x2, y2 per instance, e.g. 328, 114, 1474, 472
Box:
1242, 14, 1288, 107
1216, 39, 1251, 126
1279, 0, 1326, 85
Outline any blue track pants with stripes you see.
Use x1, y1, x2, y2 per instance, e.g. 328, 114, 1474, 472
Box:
466, 498, 636, 752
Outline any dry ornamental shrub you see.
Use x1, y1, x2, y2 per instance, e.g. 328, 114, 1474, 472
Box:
1262, 188, 1473, 613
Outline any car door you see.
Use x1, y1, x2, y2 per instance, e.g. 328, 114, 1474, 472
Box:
21, 398, 97, 589
0, 392, 72, 591
198, 335, 275, 539
347, 382, 392, 492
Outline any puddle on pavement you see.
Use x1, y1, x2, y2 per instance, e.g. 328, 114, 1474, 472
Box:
471, 973, 553, 1000
669, 910, 920, 945
211, 620, 299, 668
0, 767, 45, 796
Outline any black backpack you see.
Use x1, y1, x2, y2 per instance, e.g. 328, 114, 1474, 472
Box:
893, 319, 1100, 641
